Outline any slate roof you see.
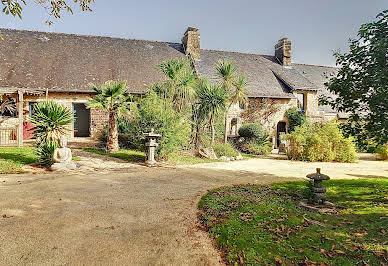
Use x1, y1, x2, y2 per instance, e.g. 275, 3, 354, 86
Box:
195, 50, 294, 98
0, 28, 338, 101
293, 64, 338, 113
0, 28, 185, 94
194, 50, 335, 98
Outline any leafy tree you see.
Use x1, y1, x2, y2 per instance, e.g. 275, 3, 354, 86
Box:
1, 0, 93, 23
286, 107, 306, 133
196, 79, 228, 144
134, 91, 191, 157
30, 101, 74, 165
88, 81, 132, 152
216, 60, 248, 143
324, 10, 388, 145
156, 58, 197, 112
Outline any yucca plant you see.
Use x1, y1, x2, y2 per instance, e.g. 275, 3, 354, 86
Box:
158, 58, 197, 112
196, 79, 228, 143
87, 81, 133, 152
30, 101, 74, 165
215, 60, 248, 143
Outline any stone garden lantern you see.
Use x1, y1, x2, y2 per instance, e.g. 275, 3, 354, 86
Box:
306, 168, 330, 204
143, 128, 161, 167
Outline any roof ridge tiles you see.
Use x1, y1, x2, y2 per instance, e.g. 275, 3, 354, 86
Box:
0, 27, 181, 46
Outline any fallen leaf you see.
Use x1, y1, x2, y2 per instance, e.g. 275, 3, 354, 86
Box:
335, 250, 345, 255
254, 257, 261, 263
354, 232, 368, 237
275, 257, 283, 265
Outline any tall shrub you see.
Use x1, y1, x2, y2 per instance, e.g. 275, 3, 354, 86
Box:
284, 120, 357, 162
376, 144, 388, 160
30, 101, 74, 165
286, 107, 306, 133
134, 91, 191, 158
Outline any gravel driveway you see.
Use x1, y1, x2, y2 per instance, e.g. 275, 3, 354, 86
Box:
0, 156, 386, 265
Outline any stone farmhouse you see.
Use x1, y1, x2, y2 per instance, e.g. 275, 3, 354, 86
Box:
0, 27, 341, 147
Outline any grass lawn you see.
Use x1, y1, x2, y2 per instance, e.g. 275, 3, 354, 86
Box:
82, 148, 223, 165
82, 148, 146, 162
0, 147, 37, 174
198, 178, 388, 265
167, 152, 221, 165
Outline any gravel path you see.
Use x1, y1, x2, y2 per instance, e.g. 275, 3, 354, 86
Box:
182, 154, 388, 180
0, 155, 386, 265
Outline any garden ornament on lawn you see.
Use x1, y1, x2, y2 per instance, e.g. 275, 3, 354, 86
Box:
50, 136, 76, 171
143, 128, 161, 167
306, 168, 330, 204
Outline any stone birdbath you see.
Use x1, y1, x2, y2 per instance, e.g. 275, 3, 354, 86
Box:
306, 168, 330, 204
143, 128, 161, 167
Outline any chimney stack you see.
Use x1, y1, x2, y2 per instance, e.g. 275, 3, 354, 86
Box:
275, 38, 291, 67
182, 27, 200, 59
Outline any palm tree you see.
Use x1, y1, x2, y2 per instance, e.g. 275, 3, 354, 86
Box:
196, 79, 228, 144
216, 59, 237, 90
87, 81, 132, 152
158, 58, 197, 112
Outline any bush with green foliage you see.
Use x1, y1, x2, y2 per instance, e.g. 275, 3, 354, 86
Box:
285, 107, 306, 132
376, 144, 388, 160
238, 123, 268, 143
99, 118, 139, 149
236, 123, 272, 155
211, 142, 238, 157
239, 141, 272, 156
114, 91, 190, 158
284, 120, 357, 162
30, 101, 74, 165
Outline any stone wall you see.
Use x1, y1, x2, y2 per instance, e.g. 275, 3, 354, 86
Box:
90, 107, 108, 139
239, 97, 297, 146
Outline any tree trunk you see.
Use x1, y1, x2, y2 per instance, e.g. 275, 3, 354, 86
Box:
223, 114, 228, 143
210, 115, 215, 144
195, 124, 201, 149
107, 108, 119, 152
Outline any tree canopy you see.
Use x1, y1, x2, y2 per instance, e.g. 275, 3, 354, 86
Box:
324, 10, 388, 145
1, 0, 94, 24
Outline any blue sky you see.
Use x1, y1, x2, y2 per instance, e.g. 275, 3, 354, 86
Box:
0, 0, 387, 66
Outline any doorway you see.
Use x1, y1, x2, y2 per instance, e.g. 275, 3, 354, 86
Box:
276, 121, 287, 147
230, 118, 238, 136
73, 103, 90, 137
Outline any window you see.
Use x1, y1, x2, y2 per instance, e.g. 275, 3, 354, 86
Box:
297, 93, 305, 111
29, 102, 38, 116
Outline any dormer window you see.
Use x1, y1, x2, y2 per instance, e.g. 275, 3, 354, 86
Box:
297, 93, 305, 111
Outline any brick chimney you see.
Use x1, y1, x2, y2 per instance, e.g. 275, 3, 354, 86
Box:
275, 38, 291, 67
182, 27, 200, 59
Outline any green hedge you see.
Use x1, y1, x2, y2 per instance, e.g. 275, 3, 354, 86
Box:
284, 120, 357, 162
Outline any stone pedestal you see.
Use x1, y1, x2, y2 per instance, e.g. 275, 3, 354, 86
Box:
143, 129, 161, 167
306, 168, 330, 204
